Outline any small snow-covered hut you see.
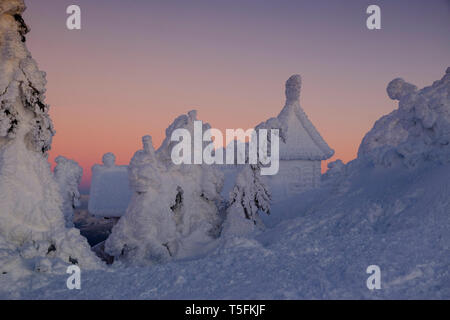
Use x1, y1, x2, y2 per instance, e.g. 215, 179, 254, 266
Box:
266, 75, 334, 201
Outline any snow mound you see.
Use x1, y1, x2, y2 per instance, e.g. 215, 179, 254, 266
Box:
10, 161, 449, 299
88, 153, 132, 217
359, 68, 450, 167
0, 140, 101, 278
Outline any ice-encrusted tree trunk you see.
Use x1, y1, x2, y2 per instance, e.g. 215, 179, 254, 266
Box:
0, 0, 99, 276
54, 156, 83, 228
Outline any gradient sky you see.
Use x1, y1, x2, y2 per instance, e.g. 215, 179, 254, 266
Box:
22, 0, 450, 191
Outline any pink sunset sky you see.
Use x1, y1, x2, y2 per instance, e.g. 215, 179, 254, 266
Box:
23, 0, 450, 191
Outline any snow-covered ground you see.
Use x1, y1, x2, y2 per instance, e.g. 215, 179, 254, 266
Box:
1, 160, 448, 299
2, 65, 449, 301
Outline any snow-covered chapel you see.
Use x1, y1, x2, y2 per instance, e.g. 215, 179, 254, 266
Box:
266, 75, 334, 201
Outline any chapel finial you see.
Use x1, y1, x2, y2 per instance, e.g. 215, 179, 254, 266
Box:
285, 74, 302, 102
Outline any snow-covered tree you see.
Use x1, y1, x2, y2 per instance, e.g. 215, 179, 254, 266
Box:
0, 0, 99, 277
358, 67, 450, 167
54, 156, 83, 228
105, 112, 224, 265
222, 114, 287, 237
105, 135, 176, 264
324, 67, 450, 188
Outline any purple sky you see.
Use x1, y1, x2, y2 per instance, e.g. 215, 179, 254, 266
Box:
22, 0, 450, 191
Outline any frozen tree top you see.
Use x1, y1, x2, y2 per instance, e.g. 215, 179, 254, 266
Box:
275, 74, 334, 161
55, 155, 83, 173
0, 0, 55, 154
0, 1, 101, 273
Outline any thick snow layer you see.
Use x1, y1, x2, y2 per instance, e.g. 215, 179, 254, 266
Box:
221, 165, 268, 238
0, 139, 101, 280
54, 156, 83, 227
359, 68, 450, 167
88, 153, 132, 217
3, 161, 448, 299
